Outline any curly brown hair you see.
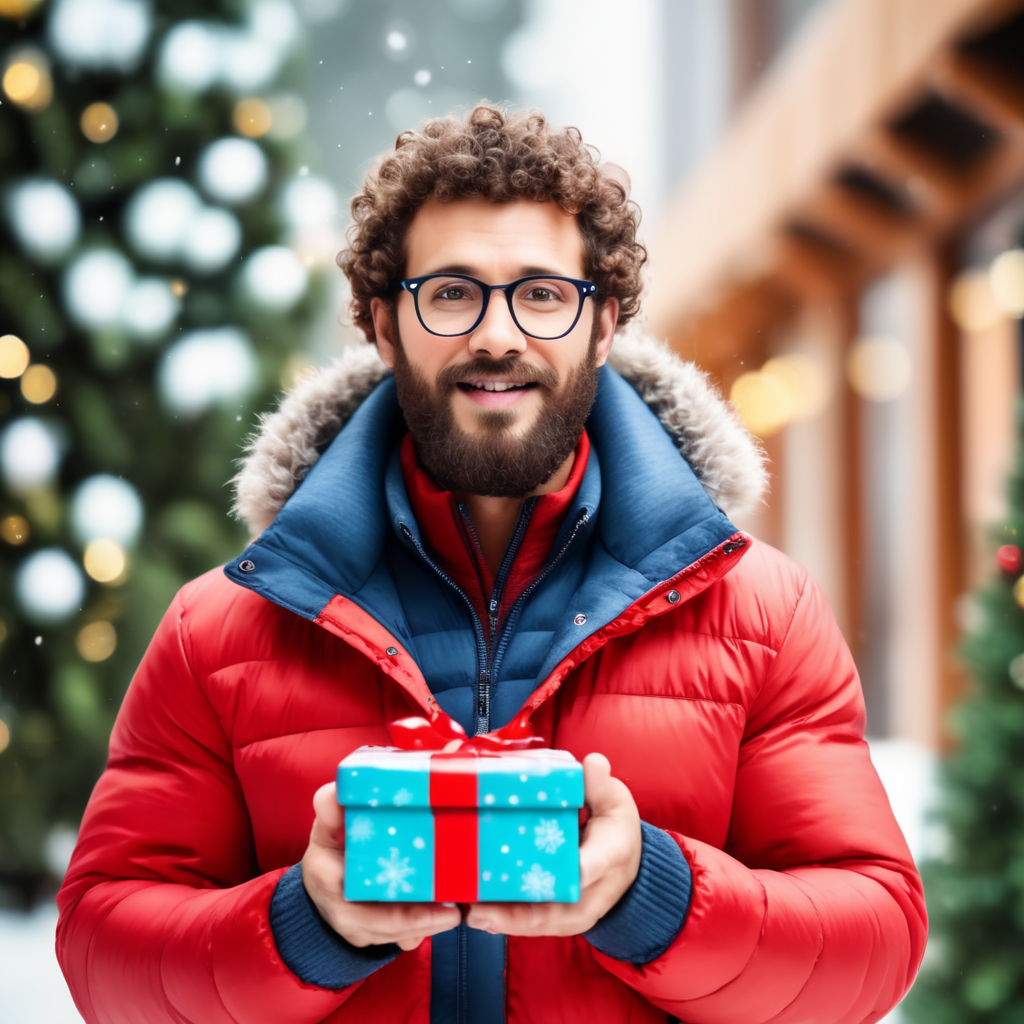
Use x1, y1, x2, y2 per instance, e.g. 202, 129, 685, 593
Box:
338, 103, 647, 344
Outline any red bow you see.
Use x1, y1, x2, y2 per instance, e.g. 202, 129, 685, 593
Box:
387, 712, 542, 754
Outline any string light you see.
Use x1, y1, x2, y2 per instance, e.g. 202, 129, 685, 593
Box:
233, 97, 273, 138
83, 539, 127, 584
20, 364, 57, 404
0, 335, 30, 378
2, 50, 52, 111
76, 621, 117, 662
80, 102, 119, 143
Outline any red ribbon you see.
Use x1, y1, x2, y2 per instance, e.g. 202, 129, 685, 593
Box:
386, 712, 542, 754
386, 714, 541, 901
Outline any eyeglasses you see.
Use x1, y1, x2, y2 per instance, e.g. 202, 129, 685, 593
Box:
400, 273, 598, 340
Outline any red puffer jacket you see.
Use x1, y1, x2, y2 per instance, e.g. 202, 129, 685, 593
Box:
56, 334, 927, 1024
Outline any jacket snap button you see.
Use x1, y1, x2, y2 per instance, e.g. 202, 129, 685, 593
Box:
238, 559, 255, 573
573, 613, 587, 626
386, 647, 398, 656
666, 590, 680, 604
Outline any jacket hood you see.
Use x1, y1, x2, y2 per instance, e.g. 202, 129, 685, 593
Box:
231, 327, 767, 538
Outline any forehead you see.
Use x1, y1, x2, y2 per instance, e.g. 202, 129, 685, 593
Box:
403, 197, 584, 278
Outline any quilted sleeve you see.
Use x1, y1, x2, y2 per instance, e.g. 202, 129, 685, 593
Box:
588, 573, 928, 1024
55, 588, 357, 1024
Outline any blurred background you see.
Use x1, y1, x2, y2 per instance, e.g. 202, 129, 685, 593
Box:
1, 0, 1023, 1020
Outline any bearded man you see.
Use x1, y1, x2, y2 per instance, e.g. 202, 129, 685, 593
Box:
57, 106, 927, 1024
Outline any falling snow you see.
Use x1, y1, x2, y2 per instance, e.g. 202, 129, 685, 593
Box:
534, 818, 566, 855
376, 847, 416, 899
520, 864, 556, 901
347, 815, 375, 843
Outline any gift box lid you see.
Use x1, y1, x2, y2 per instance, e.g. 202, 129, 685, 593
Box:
337, 746, 584, 810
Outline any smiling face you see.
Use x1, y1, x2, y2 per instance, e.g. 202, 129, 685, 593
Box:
371, 197, 618, 497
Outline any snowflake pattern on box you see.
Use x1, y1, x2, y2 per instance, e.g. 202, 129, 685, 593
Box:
347, 815, 375, 843
534, 818, 566, 855
521, 863, 556, 901
376, 847, 416, 898
393, 787, 414, 807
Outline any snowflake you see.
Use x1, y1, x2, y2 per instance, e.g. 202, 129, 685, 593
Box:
520, 863, 556, 901
534, 818, 566, 855
347, 815, 375, 843
393, 787, 413, 807
375, 847, 416, 899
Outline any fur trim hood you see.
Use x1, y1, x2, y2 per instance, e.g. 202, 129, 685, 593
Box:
231, 329, 767, 538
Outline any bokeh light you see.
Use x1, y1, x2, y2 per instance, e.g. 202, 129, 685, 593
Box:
414, 68, 431, 86
20, 364, 57, 404
48, 0, 150, 72
72, 474, 143, 545
0, 718, 8, 755
730, 370, 793, 438
990, 248, 1024, 319
121, 278, 179, 339
1, 418, 62, 490
761, 353, 831, 422
63, 249, 133, 329
83, 539, 127, 584
76, 620, 116, 662
281, 175, 337, 229
198, 138, 268, 204
124, 179, 202, 261
6, 179, 81, 261
949, 268, 1004, 332
233, 97, 273, 138
158, 327, 259, 414
0, 515, 30, 545
158, 21, 220, 93
2, 50, 52, 111
265, 92, 307, 140
80, 101, 119, 143
16, 548, 85, 623
242, 245, 308, 309
0, 334, 30, 378
846, 335, 913, 402
0, 0, 45, 19
182, 207, 242, 274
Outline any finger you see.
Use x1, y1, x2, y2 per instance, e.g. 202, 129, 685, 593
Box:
578, 829, 613, 891
582, 753, 616, 816
310, 782, 344, 849
466, 902, 583, 938
345, 902, 462, 945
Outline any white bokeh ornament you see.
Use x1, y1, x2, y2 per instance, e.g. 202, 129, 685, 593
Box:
0, 418, 62, 490
48, 0, 150, 72
71, 474, 144, 546
16, 548, 86, 624
242, 246, 308, 310
158, 328, 259, 414
63, 250, 134, 330
6, 180, 80, 262
198, 138, 268, 205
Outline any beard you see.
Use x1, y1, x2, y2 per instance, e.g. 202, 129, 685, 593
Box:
391, 329, 600, 499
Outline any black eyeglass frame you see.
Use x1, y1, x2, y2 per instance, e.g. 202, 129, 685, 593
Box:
399, 273, 599, 340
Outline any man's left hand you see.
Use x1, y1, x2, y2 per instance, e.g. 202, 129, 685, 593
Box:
463, 752, 642, 937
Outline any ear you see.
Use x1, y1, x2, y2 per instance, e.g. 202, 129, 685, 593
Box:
593, 297, 619, 368
370, 297, 398, 369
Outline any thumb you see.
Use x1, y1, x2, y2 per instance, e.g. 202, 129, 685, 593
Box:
310, 782, 345, 850
582, 752, 617, 817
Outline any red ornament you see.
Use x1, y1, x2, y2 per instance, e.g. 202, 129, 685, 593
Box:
997, 544, 1022, 575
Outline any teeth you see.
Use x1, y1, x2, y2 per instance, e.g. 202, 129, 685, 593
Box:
471, 381, 526, 392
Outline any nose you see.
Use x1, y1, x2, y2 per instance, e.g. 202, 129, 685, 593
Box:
466, 288, 528, 359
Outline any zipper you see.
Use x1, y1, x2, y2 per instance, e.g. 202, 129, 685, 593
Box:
489, 508, 592, 685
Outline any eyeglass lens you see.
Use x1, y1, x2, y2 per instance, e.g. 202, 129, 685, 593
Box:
414, 276, 582, 339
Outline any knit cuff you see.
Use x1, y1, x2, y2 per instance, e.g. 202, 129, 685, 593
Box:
583, 821, 692, 965
269, 863, 400, 989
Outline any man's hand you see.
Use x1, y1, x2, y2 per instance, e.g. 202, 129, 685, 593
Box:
463, 752, 642, 937
302, 782, 462, 951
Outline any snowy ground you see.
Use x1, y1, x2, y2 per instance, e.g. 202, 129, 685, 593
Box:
0, 738, 936, 1023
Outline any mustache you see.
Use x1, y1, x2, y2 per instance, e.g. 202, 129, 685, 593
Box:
435, 357, 560, 390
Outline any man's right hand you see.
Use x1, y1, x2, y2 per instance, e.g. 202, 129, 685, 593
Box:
302, 782, 463, 951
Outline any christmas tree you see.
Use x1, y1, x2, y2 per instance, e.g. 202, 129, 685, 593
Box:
0, 0, 327, 902
904, 265, 1024, 1021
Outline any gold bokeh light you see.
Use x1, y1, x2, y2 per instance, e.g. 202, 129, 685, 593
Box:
76, 621, 117, 662
730, 370, 793, 438
0, 718, 9, 755
0, 334, 29, 378
233, 98, 273, 139
0, 515, 29, 545
21, 363, 56, 403
84, 539, 128, 584
80, 102, 119, 144
2, 50, 52, 111
990, 248, 1024, 319
0, 0, 45, 19
949, 268, 1003, 333
846, 335, 912, 402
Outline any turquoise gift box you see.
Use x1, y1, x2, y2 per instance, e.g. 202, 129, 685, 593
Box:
337, 746, 583, 903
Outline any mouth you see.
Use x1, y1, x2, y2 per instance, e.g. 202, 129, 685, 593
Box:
455, 379, 540, 408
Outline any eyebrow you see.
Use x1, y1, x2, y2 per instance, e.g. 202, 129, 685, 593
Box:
425, 264, 574, 280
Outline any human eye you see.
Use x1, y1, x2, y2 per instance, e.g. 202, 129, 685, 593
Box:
517, 279, 569, 305
428, 277, 479, 303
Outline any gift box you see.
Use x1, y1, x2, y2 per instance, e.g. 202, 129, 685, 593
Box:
337, 738, 583, 903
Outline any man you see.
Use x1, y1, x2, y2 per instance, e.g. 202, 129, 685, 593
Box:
57, 105, 927, 1024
